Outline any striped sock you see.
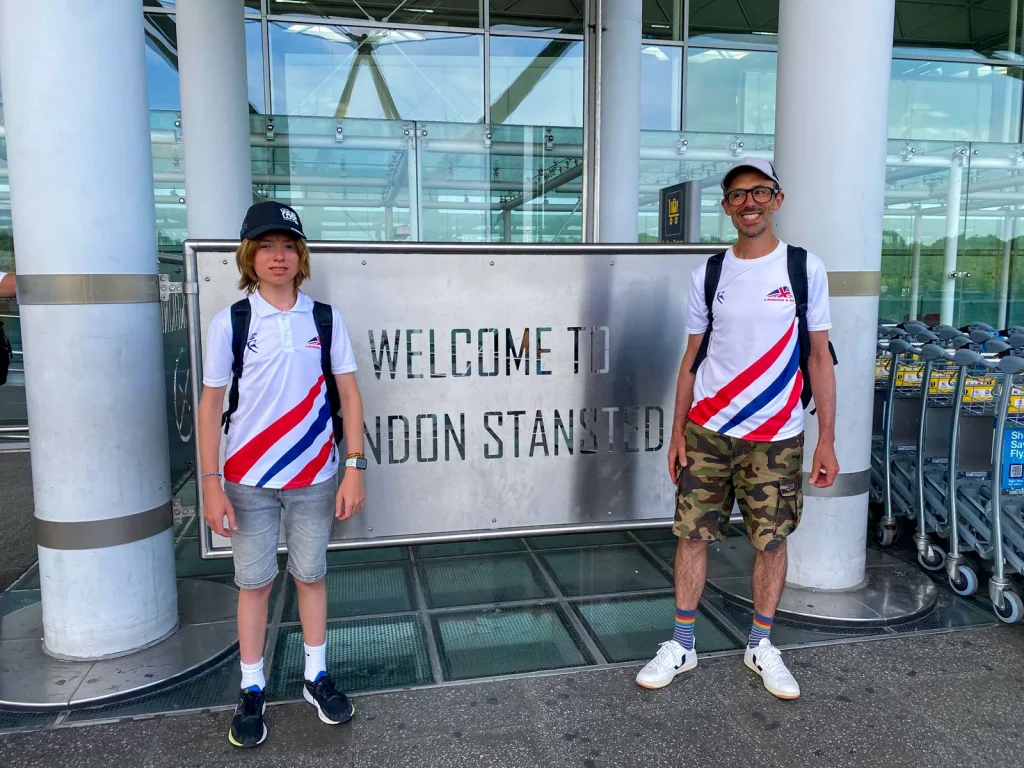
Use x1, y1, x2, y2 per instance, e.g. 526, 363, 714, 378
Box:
748, 611, 774, 649
672, 608, 697, 651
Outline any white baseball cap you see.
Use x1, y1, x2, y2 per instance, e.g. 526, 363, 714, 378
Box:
721, 157, 782, 192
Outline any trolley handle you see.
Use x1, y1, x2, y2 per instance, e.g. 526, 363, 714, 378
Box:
953, 348, 985, 368
998, 356, 1024, 375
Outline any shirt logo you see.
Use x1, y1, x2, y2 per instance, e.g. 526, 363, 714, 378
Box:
765, 286, 794, 303
246, 332, 259, 353
305, 336, 322, 350
281, 208, 299, 225
716, 290, 725, 304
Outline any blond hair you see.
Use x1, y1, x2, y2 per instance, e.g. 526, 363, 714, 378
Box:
235, 236, 311, 294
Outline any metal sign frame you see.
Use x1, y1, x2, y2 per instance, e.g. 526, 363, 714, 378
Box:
185, 240, 722, 559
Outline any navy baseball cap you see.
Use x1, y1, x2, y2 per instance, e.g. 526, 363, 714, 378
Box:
239, 201, 306, 240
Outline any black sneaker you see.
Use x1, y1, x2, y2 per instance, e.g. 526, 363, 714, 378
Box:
303, 673, 355, 725
228, 687, 267, 748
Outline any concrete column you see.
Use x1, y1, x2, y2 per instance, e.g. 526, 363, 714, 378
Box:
774, 0, 896, 590
0, 0, 177, 658
597, 0, 641, 242
177, 0, 254, 238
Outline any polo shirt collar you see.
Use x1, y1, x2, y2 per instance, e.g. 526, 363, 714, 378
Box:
249, 289, 312, 317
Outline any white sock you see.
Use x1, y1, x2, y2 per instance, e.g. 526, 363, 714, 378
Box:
304, 642, 327, 682
240, 658, 265, 691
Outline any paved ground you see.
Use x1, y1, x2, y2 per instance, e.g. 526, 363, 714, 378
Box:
0, 452, 35, 590
0, 627, 1021, 768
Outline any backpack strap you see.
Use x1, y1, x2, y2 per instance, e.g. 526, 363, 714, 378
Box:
0, 319, 12, 387
313, 301, 344, 447
787, 245, 838, 411
222, 298, 252, 435
689, 251, 726, 374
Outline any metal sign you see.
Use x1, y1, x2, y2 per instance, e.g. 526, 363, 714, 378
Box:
186, 242, 718, 555
1002, 426, 1024, 493
659, 180, 702, 244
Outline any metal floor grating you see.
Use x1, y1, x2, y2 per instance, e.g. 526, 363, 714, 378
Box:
268, 617, 433, 700
0, 589, 39, 618
702, 591, 890, 644
0, 528, 1003, 732
325, 547, 409, 567
418, 553, 550, 608
413, 539, 525, 559
572, 594, 742, 662
631, 527, 677, 543
280, 562, 415, 622
433, 605, 592, 680
524, 531, 633, 550
65, 654, 241, 723
539, 545, 672, 597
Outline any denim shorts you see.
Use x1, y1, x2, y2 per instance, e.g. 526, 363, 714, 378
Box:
224, 476, 336, 590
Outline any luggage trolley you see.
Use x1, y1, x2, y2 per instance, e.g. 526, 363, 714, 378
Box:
883, 327, 969, 558
945, 342, 1015, 601
959, 352, 1024, 622
877, 333, 938, 545
924, 345, 988, 596
906, 340, 968, 572
871, 327, 910, 510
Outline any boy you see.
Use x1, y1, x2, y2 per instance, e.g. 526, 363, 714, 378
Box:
197, 201, 367, 748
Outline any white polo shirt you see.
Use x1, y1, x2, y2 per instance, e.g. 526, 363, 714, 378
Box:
203, 290, 358, 489
685, 241, 831, 442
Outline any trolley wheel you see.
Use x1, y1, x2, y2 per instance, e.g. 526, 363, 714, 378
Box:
949, 564, 979, 597
876, 520, 899, 547
994, 589, 1024, 624
917, 546, 945, 572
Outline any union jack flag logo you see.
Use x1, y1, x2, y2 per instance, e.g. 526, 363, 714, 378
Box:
765, 286, 794, 302
305, 336, 322, 349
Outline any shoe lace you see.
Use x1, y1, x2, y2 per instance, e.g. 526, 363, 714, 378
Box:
239, 689, 263, 718
313, 674, 341, 700
757, 645, 791, 679
651, 641, 683, 671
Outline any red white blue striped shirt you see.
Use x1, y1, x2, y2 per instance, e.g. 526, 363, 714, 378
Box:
686, 242, 831, 442
203, 291, 357, 489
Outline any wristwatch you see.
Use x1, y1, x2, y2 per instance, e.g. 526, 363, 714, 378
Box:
345, 455, 367, 470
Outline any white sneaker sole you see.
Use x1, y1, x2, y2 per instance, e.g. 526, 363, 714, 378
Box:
303, 686, 355, 725
635, 653, 698, 690
744, 656, 800, 700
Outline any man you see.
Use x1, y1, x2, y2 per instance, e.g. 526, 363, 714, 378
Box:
0, 271, 14, 299
197, 201, 366, 747
636, 158, 838, 700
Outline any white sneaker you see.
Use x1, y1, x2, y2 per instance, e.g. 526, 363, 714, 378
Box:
744, 638, 800, 700
635, 640, 698, 690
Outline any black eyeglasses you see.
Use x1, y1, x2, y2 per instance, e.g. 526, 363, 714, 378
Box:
724, 186, 780, 207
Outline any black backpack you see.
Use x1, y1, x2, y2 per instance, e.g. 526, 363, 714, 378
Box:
221, 298, 343, 445
0, 320, 11, 386
690, 244, 838, 411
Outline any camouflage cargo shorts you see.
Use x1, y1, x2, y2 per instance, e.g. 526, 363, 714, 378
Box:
673, 422, 803, 552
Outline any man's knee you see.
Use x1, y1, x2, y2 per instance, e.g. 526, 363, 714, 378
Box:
676, 538, 709, 557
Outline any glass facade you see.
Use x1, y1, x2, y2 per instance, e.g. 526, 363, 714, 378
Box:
5, 0, 1024, 440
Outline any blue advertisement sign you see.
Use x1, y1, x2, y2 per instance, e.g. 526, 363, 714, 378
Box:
1002, 427, 1024, 493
